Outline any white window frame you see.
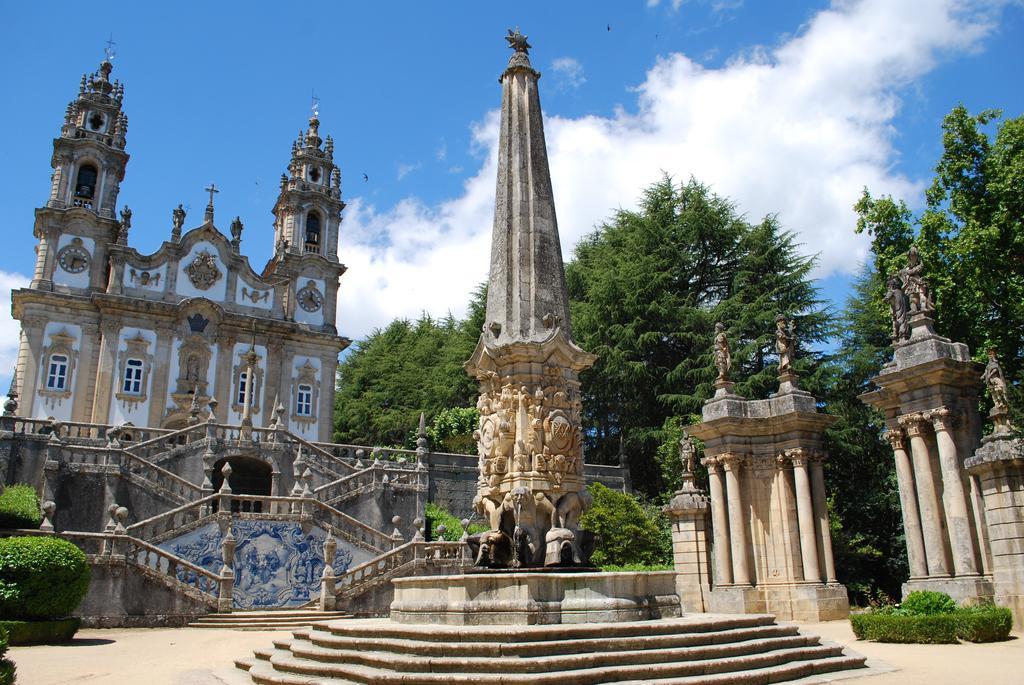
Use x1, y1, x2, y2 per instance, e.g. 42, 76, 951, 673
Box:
122, 358, 144, 395
296, 384, 313, 416
46, 354, 69, 391
237, 371, 249, 406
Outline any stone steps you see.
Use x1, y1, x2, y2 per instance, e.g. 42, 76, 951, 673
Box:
235, 615, 867, 684
190, 610, 351, 630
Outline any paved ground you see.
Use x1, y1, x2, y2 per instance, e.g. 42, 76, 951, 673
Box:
7, 620, 1022, 685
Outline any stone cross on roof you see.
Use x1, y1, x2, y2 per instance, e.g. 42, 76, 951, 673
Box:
204, 183, 218, 222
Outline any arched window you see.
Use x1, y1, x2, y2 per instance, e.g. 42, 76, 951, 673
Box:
73, 164, 98, 208
304, 213, 321, 254
46, 354, 69, 391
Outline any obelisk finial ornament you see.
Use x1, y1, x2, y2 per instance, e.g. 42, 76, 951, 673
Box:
465, 31, 597, 569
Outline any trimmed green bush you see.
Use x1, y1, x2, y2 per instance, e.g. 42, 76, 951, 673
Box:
0, 536, 90, 620
0, 618, 80, 646
0, 485, 41, 530
901, 590, 956, 615
850, 611, 958, 644
599, 563, 674, 572
0, 625, 15, 685
955, 604, 1013, 643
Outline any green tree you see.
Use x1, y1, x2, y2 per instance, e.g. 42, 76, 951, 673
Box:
333, 286, 485, 447
579, 483, 672, 568
568, 176, 831, 495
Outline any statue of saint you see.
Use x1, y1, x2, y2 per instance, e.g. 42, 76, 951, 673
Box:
713, 322, 731, 381
172, 204, 186, 233
775, 314, 795, 374
885, 275, 910, 341
982, 348, 1009, 413
899, 246, 934, 313
679, 430, 696, 475
185, 354, 201, 384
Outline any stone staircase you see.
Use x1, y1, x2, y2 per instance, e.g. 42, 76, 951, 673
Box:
190, 609, 352, 630
236, 614, 867, 684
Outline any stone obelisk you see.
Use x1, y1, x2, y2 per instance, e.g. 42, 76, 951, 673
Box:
465, 29, 597, 568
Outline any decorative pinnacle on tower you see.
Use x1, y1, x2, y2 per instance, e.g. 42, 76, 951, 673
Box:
464, 30, 597, 570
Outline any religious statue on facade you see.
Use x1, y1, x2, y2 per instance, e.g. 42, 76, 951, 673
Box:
713, 322, 731, 381
775, 314, 795, 374
885, 274, 910, 341
982, 348, 1009, 414
172, 203, 186, 240
118, 205, 132, 242
898, 246, 934, 313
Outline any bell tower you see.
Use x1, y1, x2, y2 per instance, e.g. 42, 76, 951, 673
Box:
32, 49, 129, 291
271, 105, 344, 263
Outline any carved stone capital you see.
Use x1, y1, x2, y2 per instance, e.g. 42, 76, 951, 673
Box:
883, 427, 907, 451
898, 413, 928, 438
784, 447, 811, 468
924, 407, 955, 433
700, 455, 721, 471
719, 452, 745, 472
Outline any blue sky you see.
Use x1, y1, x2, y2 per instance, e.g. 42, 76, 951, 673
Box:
1, 0, 1022, 382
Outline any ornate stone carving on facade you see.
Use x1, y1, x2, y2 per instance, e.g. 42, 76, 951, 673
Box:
240, 287, 270, 305
171, 203, 186, 241
128, 268, 161, 288
186, 250, 223, 290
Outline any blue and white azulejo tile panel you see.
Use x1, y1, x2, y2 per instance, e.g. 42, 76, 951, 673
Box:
161, 520, 374, 609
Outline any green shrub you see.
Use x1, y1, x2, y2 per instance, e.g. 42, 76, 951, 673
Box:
0, 625, 14, 685
579, 483, 672, 568
850, 611, 958, 643
902, 590, 956, 615
426, 407, 480, 455
0, 618, 80, 645
424, 503, 487, 542
0, 485, 41, 530
955, 604, 1013, 643
599, 563, 674, 572
0, 536, 90, 620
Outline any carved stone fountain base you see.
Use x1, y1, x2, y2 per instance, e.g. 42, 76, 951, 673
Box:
389, 571, 681, 625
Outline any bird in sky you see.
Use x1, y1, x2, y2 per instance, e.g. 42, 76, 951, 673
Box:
607, 24, 611, 32
362, 173, 369, 182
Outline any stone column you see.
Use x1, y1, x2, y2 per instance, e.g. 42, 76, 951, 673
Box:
212, 334, 236, 421
17, 317, 47, 417
885, 428, 928, 579
900, 413, 950, 577
721, 453, 751, 586
147, 323, 175, 427
926, 408, 979, 576
71, 322, 100, 423
665, 475, 712, 612
703, 456, 732, 587
809, 453, 837, 584
790, 450, 821, 583
319, 352, 338, 442
89, 321, 121, 424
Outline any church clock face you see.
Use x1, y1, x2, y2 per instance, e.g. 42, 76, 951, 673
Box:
297, 282, 323, 312
57, 239, 90, 274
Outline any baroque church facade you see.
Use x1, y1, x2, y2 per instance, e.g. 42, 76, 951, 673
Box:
10, 57, 348, 441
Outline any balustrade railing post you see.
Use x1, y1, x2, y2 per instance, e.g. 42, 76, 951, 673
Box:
300, 468, 314, 518
218, 526, 236, 613
390, 515, 404, 550
39, 500, 56, 532
102, 504, 118, 556
111, 506, 128, 560
218, 462, 233, 515
320, 533, 338, 611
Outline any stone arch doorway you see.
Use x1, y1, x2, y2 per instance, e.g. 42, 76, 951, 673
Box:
212, 456, 272, 512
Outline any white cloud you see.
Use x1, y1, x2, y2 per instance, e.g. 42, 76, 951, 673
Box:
396, 161, 422, 180
436, 143, 448, 162
337, 0, 1006, 342
551, 57, 587, 90
0, 270, 30, 390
